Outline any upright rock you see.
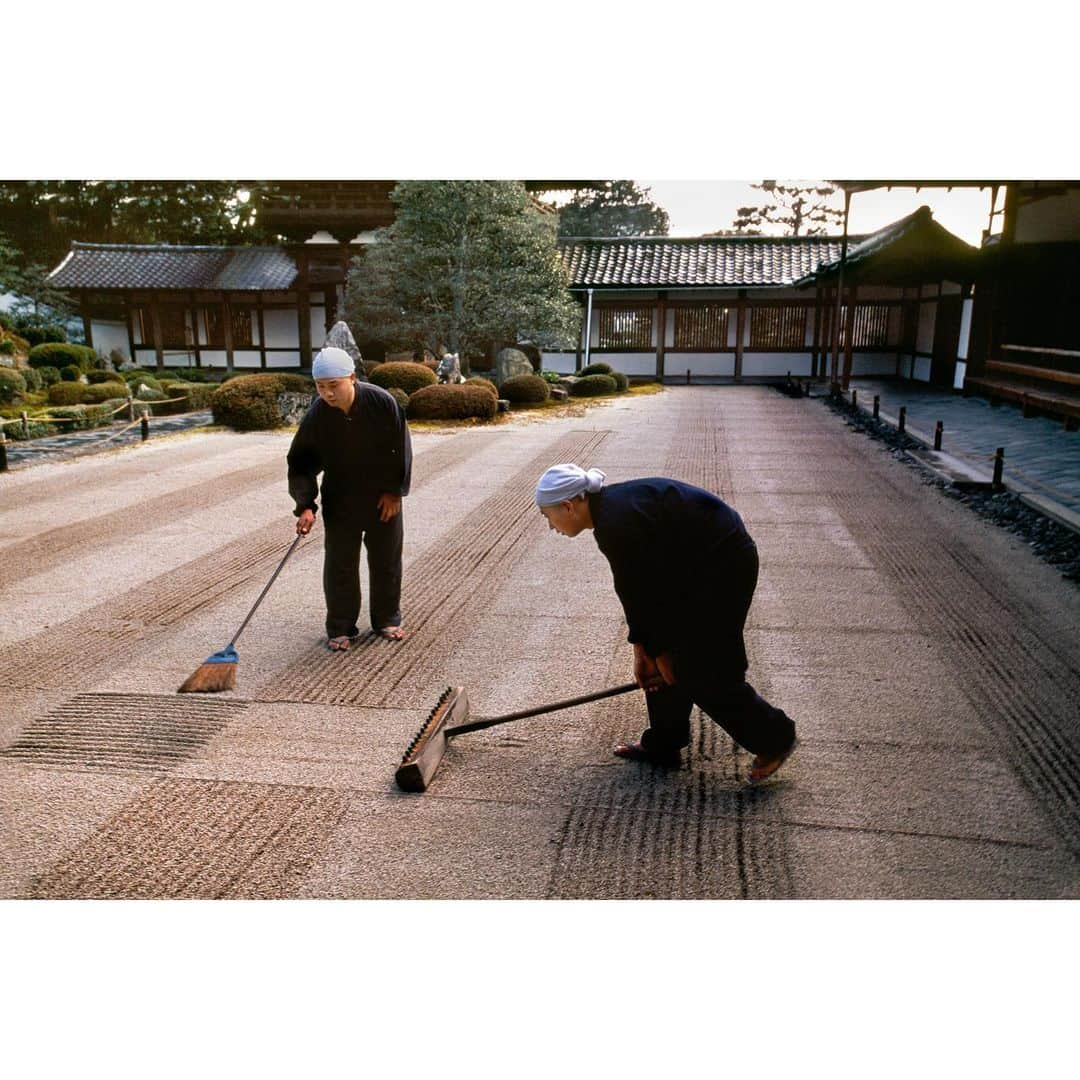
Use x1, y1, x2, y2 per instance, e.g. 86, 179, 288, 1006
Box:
495, 347, 533, 387
323, 321, 366, 381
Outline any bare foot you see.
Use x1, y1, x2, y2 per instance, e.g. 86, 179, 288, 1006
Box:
376, 626, 406, 641
327, 636, 352, 652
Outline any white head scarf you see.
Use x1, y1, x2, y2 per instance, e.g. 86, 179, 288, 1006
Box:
312, 346, 355, 380
534, 464, 606, 507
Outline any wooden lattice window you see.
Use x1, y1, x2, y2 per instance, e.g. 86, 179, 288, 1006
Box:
205, 307, 254, 349
749, 306, 807, 350
150, 306, 190, 349
598, 307, 653, 350
850, 304, 890, 348
673, 305, 730, 350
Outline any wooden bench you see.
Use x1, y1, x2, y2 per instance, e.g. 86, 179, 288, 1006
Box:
963, 346, 1080, 430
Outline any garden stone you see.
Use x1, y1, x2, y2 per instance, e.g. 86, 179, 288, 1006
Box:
436, 352, 465, 384
497, 399, 510, 413
496, 348, 533, 387
557, 376, 578, 394
549, 386, 567, 402
278, 392, 316, 425
323, 321, 367, 381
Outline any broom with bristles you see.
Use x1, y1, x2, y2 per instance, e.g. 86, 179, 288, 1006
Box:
178, 533, 304, 693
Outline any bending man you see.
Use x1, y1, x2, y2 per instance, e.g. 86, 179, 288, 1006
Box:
535, 464, 796, 784
288, 346, 412, 650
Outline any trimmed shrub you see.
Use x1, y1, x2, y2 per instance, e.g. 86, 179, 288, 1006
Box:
465, 376, 499, 399
80, 384, 126, 405
611, 371, 629, 392
122, 368, 158, 383
21, 367, 43, 392
27, 342, 95, 370
370, 361, 437, 395
500, 373, 550, 404
579, 361, 613, 377
539, 370, 562, 384
60, 364, 83, 382
211, 373, 309, 431
360, 360, 382, 380
19, 323, 67, 347
387, 387, 410, 412
406, 384, 498, 421
151, 382, 215, 415
36, 365, 61, 387
275, 372, 315, 393
0, 340, 14, 356
86, 370, 126, 385
570, 374, 618, 397
0, 311, 13, 331
130, 376, 164, 396
0, 368, 26, 404
44, 403, 112, 432
48, 381, 89, 406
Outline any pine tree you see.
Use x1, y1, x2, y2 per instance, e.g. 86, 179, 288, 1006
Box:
731, 181, 844, 236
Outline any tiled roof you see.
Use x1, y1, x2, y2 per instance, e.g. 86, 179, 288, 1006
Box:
557, 235, 856, 289
797, 206, 977, 284
47, 243, 298, 290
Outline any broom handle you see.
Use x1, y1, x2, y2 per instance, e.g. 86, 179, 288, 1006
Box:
446, 681, 640, 737
227, 533, 304, 649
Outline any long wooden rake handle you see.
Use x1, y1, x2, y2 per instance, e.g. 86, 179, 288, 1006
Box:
226, 533, 304, 649
446, 681, 639, 737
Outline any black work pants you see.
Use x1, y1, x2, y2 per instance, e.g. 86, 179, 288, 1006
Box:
322, 502, 403, 639
638, 542, 795, 759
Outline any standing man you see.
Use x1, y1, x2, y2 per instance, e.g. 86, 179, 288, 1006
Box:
535, 464, 796, 784
288, 346, 412, 650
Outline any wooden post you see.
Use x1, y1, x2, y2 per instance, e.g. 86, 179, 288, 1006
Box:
811, 286, 823, 378
190, 292, 202, 369
124, 295, 136, 367
223, 297, 235, 373
842, 284, 856, 389
257, 294, 267, 370
735, 290, 746, 381
296, 251, 312, 370
80, 290, 93, 352
655, 293, 666, 382
831, 188, 852, 391
150, 299, 164, 372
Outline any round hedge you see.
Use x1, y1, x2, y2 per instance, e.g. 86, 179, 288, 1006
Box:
500, 373, 550, 404
387, 387, 410, 412
48, 381, 88, 406
60, 365, 83, 382
27, 342, 95, 371
86, 370, 126, 385
19, 324, 67, 348
36, 365, 61, 387
465, 376, 499, 399
370, 361, 437, 395
80, 384, 126, 405
611, 371, 629, 392
571, 374, 618, 397
579, 361, 613, 377
21, 367, 43, 392
406, 384, 497, 421
211, 373, 314, 431
0, 368, 26, 404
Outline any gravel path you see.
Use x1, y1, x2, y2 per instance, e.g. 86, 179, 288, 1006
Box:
1, 388, 1077, 898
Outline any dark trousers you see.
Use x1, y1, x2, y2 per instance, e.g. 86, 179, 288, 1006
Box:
639, 543, 795, 759
322, 503, 403, 639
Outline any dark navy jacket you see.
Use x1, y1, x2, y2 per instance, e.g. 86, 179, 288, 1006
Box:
287, 379, 412, 519
587, 477, 754, 658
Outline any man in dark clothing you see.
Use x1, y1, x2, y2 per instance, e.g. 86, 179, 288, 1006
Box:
535, 464, 796, 784
288, 347, 412, 651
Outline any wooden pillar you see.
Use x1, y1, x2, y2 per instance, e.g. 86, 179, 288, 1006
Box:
150, 297, 164, 371
124, 295, 136, 364
735, 290, 746, 380
842, 284, 856, 389
189, 292, 202, 369
257, 295, 267, 370
811, 285, 823, 378
831, 188, 852, 390
80, 290, 93, 351
223, 297, 234, 373
655, 293, 666, 381
296, 251, 312, 369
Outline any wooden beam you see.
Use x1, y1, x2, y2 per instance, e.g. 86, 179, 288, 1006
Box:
842, 284, 856, 389
296, 251, 312, 369
150, 299, 164, 371
223, 297, 234, 373
190, 291, 202, 369
257, 294, 267, 370
655, 293, 666, 381
124, 295, 136, 364
811, 285, 823, 377
734, 290, 746, 380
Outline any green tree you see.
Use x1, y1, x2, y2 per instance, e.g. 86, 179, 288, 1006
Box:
0, 181, 275, 269
556, 180, 669, 238
731, 181, 844, 236
345, 181, 581, 375
0, 230, 74, 324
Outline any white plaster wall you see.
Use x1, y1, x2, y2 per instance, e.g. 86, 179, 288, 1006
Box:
916, 302, 936, 354
669, 353, 736, 378
958, 298, 973, 360
268, 351, 301, 368
1015, 188, 1080, 243
90, 320, 129, 361
541, 352, 576, 374
310, 306, 326, 347
585, 353, 656, 376
163, 350, 198, 367
197, 351, 230, 369
912, 356, 932, 382
850, 354, 897, 377
741, 353, 812, 377
264, 309, 298, 348
233, 351, 263, 369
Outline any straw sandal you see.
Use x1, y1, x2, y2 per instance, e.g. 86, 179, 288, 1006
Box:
748, 739, 797, 785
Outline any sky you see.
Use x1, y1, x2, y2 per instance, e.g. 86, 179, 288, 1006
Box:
637, 180, 996, 246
